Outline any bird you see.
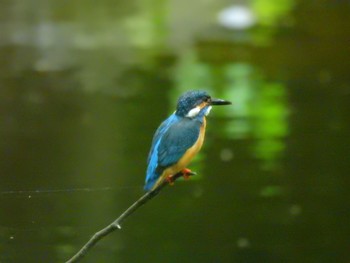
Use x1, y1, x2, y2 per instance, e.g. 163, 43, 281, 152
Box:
144, 90, 231, 191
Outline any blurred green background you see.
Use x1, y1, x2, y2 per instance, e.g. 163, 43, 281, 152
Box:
1, 0, 350, 262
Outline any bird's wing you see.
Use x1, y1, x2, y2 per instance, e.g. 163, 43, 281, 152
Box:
147, 113, 179, 164
157, 118, 201, 170
145, 114, 179, 189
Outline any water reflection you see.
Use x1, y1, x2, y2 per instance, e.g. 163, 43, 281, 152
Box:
1, 0, 350, 263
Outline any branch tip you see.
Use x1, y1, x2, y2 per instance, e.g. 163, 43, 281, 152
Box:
66, 170, 196, 262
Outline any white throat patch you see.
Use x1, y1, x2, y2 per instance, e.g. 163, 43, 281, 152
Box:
186, 106, 201, 118
186, 106, 212, 118
205, 106, 212, 116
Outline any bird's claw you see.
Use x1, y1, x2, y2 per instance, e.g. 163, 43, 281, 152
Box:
165, 175, 175, 186
181, 168, 196, 179
165, 169, 197, 186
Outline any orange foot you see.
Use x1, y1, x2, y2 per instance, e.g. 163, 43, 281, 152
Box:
181, 168, 192, 180
165, 175, 175, 186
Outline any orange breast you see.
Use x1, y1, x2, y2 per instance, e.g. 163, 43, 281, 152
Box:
163, 117, 207, 176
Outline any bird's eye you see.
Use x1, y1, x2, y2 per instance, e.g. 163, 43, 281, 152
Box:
205, 97, 211, 103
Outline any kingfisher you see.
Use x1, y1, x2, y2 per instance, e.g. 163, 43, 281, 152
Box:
144, 90, 231, 191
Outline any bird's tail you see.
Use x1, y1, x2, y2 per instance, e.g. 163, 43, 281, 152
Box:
144, 179, 156, 191
144, 172, 164, 191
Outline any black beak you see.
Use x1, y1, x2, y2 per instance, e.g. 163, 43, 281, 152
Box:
210, 98, 232, 106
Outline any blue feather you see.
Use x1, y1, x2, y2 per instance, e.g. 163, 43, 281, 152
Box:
145, 113, 179, 190
157, 118, 201, 169
144, 107, 209, 191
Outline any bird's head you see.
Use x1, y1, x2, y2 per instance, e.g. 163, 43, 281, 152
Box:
175, 90, 231, 118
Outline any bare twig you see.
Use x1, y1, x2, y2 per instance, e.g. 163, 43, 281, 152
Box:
65, 171, 195, 263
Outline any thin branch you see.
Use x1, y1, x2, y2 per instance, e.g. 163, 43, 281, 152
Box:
65, 171, 195, 263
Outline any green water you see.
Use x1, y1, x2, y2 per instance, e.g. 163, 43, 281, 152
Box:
1, 0, 350, 262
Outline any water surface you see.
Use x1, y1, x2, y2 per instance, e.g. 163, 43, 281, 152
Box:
1, 0, 350, 262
